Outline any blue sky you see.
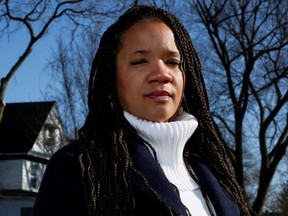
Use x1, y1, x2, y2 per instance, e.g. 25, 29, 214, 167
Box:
0, 1, 191, 104
1, 26, 57, 103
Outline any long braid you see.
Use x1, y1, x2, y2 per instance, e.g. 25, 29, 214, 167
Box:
78, 13, 135, 214
78, 5, 250, 216
155, 7, 250, 214
171, 16, 250, 215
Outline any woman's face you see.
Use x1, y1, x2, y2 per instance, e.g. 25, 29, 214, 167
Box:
116, 20, 184, 122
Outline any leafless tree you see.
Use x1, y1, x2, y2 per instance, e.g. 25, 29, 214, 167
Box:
45, 1, 131, 138
47, 39, 79, 139
192, 0, 288, 214
46, 29, 100, 138
0, 0, 126, 122
276, 180, 288, 215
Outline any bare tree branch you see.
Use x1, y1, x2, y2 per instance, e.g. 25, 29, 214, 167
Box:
193, 0, 288, 214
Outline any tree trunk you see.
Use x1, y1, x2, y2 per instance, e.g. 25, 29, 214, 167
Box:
0, 77, 8, 122
0, 99, 6, 123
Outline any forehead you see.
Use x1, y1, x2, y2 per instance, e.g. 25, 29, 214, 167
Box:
119, 19, 178, 52
123, 19, 172, 37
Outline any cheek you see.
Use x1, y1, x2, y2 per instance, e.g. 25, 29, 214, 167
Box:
116, 72, 136, 109
116, 75, 127, 99
117, 72, 135, 91
175, 73, 184, 96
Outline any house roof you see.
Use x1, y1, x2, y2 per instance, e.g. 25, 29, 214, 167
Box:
0, 101, 56, 153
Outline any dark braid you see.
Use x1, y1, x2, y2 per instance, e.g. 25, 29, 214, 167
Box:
78, 5, 250, 215
170, 10, 251, 216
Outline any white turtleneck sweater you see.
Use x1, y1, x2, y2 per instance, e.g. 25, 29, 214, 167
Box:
124, 111, 215, 216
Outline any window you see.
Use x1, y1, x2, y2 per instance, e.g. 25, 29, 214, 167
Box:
21, 207, 33, 216
43, 123, 58, 147
30, 163, 39, 189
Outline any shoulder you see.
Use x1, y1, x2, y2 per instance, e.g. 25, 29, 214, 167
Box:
51, 141, 81, 160
42, 142, 83, 184
47, 142, 81, 167
33, 142, 87, 216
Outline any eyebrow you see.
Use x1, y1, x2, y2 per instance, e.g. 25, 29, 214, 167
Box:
168, 51, 181, 57
129, 50, 149, 57
129, 49, 180, 57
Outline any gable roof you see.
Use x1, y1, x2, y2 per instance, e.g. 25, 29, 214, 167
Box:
0, 101, 56, 153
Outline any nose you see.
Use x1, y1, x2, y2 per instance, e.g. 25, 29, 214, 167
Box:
147, 61, 173, 83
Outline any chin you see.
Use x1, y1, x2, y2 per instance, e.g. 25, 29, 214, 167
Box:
130, 109, 175, 122
145, 113, 173, 123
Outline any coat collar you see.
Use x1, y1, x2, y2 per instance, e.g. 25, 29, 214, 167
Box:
129, 140, 241, 216
187, 152, 241, 216
129, 142, 188, 215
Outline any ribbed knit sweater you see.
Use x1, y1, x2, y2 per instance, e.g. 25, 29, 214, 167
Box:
124, 111, 215, 215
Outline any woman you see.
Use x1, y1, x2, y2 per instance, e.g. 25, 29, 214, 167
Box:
33, 5, 250, 216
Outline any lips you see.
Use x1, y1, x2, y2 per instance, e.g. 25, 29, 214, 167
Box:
145, 91, 171, 101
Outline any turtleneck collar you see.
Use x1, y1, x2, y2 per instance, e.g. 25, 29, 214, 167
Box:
124, 111, 199, 191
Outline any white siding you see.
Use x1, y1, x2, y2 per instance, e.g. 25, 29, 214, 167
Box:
30, 105, 66, 157
0, 160, 46, 192
22, 161, 46, 192
0, 160, 23, 190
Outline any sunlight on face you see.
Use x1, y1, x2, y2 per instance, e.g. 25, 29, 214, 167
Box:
116, 20, 184, 122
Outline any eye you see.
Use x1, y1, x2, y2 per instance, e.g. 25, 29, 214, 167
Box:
130, 59, 148, 65
166, 59, 181, 67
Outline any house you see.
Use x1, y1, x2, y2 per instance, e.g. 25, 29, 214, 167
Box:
0, 101, 66, 216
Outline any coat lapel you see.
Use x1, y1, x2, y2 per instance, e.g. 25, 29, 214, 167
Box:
129, 142, 188, 215
188, 153, 241, 216
128, 141, 241, 216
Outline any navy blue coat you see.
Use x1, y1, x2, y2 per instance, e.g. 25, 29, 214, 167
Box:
33, 142, 240, 216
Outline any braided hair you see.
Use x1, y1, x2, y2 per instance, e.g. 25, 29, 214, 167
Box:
78, 5, 250, 215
